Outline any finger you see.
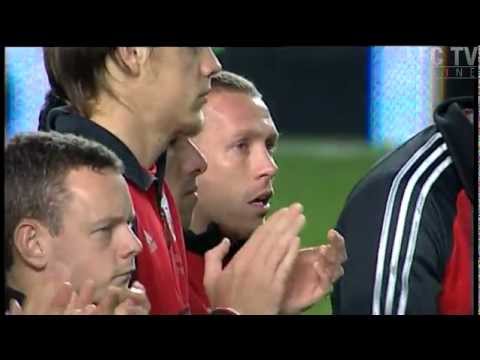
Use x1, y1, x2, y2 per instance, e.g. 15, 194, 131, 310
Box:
65, 290, 78, 314
316, 245, 329, 259
94, 287, 121, 315
49, 281, 75, 314
128, 282, 151, 312
115, 298, 147, 315
322, 261, 342, 284
113, 298, 132, 315
305, 262, 331, 302
313, 261, 333, 287
332, 265, 345, 282
313, 254, 329, 277
116, 302, 148, 315
131, 281, 145, 291
203, 238, 231, 291
71, 308, 84, 315
316, 251, 338, 283
255, 204, 303, 272
126, 305, 150, 315
275, 235, 301, 285
328, 229, 347, 263
266, 204, 304, 250
300, 246, 320, 259
321, 241, 344, 268
116, 283, 150, 313
9, 299, 23, 315
75, 279, 95, 308
84, 304, 97, 315
65, 300, 96, 316
236, 206, 290, 260
267, 208, 305, 274
313, 260, 339, 300
322, 245, 338, 265
127, 281, 146, 300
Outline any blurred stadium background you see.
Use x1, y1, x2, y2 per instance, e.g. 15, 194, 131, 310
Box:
5, 47, 475, 315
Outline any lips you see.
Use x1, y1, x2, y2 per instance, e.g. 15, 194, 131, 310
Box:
184, 185, 198, 196
249, 190, 273, 209
115, 269, 135, 280
198, 89, 211, 103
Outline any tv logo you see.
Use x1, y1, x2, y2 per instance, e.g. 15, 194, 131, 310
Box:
431, 47, 478, 79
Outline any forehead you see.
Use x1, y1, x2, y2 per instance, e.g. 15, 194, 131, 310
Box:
62, 167, 132, 224
202, 91, 278, 140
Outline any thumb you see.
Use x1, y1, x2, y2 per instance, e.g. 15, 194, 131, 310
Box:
203, 238, 231, 290
114, 298, 134, 315
49, 281, 75, 314
9, 299, 23, 315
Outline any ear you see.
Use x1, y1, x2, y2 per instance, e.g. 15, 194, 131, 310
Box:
13, 219, 51, 270
115, 47, 151, 77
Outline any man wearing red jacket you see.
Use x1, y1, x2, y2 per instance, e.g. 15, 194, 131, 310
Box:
39, 48, 305, 315
166, 71, 347, 314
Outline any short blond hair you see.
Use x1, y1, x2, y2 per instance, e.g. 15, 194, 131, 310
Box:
211, 70, 262, 98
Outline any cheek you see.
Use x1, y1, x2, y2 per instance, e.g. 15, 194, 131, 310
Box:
67, 245, 114, 284
50, 233, 83, 268
72, 255, 116, 297
71, 253, 104, 277
201, 178, 243, 215
198, 171, 227, 199
172, 69, 196, 99
201, 161, 246, 197
51, 228, 116, 287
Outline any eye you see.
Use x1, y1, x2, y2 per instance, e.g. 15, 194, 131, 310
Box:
128, 217, 138, 236
234, 140, 249, 153
266, 141, 277, 155
97, 226, 112, 233
94, 226, 113, 245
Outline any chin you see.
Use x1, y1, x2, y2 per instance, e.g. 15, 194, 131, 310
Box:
234, 223, 259, 241
252, 215, 265, 229
217, 214, 262, 242
181, 116, 203, 137
91, 287, 106, 305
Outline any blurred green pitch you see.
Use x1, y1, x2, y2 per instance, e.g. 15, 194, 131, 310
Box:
269, 137, 388, 315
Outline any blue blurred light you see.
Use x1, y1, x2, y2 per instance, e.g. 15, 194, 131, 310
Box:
368, 47, 438, 148
5, 47, 50, 139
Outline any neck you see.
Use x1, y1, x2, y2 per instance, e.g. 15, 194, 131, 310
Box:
217, 225, 246, 247
189, 211, 245, 245
90, 97, 173, 169
6, 265, 38, 300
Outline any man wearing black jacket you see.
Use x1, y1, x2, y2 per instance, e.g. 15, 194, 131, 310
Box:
332, 96, 474, 315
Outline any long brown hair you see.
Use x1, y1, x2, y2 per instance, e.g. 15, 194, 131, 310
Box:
43, 47, 118, 117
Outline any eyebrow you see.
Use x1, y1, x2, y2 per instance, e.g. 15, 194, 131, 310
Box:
91, 213, 135, 231
232, 128, 279, 142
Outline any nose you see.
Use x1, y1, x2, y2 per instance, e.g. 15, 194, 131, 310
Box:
201, 47, 222, 78
256, 147, 278, 180
119, 225, 143, 260
185, 138, 208, 176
